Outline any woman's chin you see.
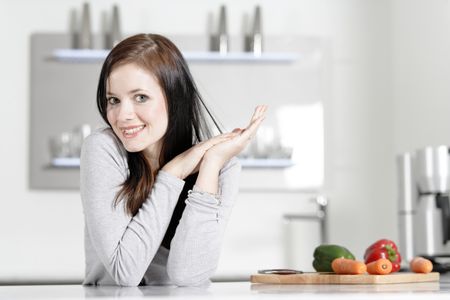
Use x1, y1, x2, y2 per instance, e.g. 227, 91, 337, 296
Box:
123, 143, 144, 153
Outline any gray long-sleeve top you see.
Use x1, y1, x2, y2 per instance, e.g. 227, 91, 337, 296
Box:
80, 128, 240, 286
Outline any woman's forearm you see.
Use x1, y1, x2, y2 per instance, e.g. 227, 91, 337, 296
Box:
166, 158, 241, 286
194, 158, 222, 194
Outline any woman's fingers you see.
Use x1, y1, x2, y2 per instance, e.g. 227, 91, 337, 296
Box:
194, 105, 267, 156
199, 132, 235, 151
232, 128, 243, 134
238, 105, 267, 141
240, 116, 265, 141
252, 105, 268, 121
248, 105, 267, 129
249, 105, 265, 124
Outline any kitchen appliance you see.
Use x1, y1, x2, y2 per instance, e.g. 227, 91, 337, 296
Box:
397, 146, 450, 272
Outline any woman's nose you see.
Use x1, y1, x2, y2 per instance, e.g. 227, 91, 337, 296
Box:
117, 100, 135, 120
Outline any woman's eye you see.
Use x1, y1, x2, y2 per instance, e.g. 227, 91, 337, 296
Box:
136, 94, 149, 103
107, 97, 119, 105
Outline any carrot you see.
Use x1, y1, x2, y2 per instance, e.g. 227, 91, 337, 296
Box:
366, 258, 392, 275
331, 258, 367, 274
410, 257, 433, 273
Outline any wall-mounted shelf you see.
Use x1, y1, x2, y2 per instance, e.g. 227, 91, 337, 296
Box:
51, 157, 80, 168
51, 49, 300, 64
239, 158, 295, 168
50, 157, 295, 169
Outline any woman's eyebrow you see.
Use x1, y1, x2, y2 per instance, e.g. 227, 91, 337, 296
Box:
128, 88, 149, 94
106, 88, 150, 96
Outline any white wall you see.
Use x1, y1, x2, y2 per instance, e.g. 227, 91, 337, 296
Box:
0, 0, 395, 280
392, 0, 450, 153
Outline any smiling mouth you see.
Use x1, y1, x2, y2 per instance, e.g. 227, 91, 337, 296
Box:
122, 125, 145, 138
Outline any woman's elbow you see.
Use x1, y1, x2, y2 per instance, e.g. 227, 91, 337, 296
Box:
111, 265, 143, 287
109, 254, 145, 286
167, 270, 211, 287
114, 276, 142, 287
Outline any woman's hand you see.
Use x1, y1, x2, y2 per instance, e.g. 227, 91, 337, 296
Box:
162, 105, 267, 180
202, 105, 268, 170
193, 105, 267, 194
161, 132, 236, 179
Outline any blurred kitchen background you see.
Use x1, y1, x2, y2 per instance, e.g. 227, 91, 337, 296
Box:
1, 0, 450, 283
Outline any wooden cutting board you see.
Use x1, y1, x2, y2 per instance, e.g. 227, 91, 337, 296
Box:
250, 272, 440, 285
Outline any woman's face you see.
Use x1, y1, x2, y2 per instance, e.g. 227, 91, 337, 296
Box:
106, 62, 168, 158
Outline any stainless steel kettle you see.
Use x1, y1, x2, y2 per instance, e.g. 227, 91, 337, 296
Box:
397, 146, 450, 271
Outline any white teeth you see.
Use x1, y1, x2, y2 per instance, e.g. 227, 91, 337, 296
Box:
123, 125, 144, 135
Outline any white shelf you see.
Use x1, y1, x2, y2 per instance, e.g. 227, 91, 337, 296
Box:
183, 52, 299, 63
51, 157, 80, 167
52, 49, 109, 62
51, 49, 299, 64
238, 158, 295, 168
50, 157, 294, 169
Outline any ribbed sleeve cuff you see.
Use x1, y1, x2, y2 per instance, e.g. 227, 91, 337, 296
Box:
187, 186, 222, 211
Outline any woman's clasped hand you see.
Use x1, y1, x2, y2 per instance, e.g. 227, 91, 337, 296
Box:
162, 105, 267, 180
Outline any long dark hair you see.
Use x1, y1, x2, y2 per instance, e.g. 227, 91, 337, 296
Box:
97, 33, 220, 216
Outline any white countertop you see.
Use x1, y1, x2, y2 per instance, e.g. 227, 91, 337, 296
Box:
1, 278, 450, 300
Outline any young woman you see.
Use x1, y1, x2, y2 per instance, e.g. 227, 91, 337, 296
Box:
80, 33, 267, 287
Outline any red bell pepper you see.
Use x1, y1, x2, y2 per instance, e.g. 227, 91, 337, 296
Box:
364, 239, 402, 273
